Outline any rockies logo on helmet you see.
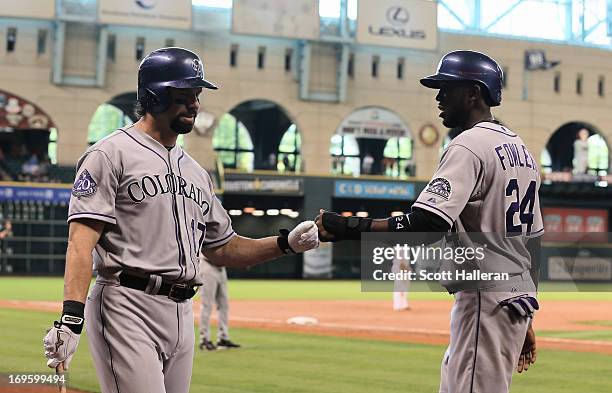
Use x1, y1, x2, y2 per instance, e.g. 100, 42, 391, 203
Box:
192, 59, 203, 79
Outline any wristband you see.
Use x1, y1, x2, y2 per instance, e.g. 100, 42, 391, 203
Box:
322, 213, 372, 240
388, 215, 410, 232
277, 229, 296, 255
59, 300, 85, 334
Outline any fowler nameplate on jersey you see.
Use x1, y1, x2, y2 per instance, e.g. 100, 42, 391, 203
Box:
98, 0, 192, 30
232, 0, 320, 39
356, 0, 438, 50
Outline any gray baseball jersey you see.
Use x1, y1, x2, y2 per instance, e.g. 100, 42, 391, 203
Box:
68, 125, 236, 285
72, 125, 235, 393
414, 122, 541, 393
413, 121, 543, 289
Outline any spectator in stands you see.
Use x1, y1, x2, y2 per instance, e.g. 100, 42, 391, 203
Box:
361, 152, 374, 175
0, 150, 14, 181
0, 216, 12, 273
332, 155, 345, 174
0, 216, 12, 239
382, 157, 396, 176
267, 152, 277, 170
282, 155, 293, 171
19, 153, 51, 182
20, 153, 41, 182
573, 128, 589, 174
37, 154, 51, 182
402, 160, 413, 178
0, 213, 13, 254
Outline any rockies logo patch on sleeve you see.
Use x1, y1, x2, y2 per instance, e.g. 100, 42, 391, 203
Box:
72, 169, 98, 198
425, 178, 452, 200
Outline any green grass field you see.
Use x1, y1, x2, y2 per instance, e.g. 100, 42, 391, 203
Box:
539, 329, 612, 341
1, 278, 611, 392
1, 277, 612, 302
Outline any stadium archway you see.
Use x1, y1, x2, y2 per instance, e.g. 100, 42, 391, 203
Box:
87, 92, 186, 147
331, 106, 414, 177
0, 90, 58, 181
213, 99, 301, 172
541, 121, 609, 176
87, 92, 135, 145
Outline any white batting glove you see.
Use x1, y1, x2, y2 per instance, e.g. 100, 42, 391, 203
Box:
43, 322, 81, 369
288, 221, 320, 253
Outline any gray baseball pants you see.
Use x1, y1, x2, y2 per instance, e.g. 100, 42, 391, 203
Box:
439, 290, 534, 393
199, 261, 229, 342
85, 282, 195, 393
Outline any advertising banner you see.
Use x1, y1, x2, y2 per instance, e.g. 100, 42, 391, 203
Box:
232, 0, 319, 39
334, 180, 415, 200
224, 176, 303, 196
337, 107, 410, 140
303, 243, 333, 278
0, 0, 55, 19
0, 184, 71, 204
548, 256, 612, 281
98, 0, 192, 29
356, 0, 437, 49
543, 207, 608, 242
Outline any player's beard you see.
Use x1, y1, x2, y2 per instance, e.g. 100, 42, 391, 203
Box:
442, 112, 463, 128
170, 113, 196, 134
441, 105, 470, 129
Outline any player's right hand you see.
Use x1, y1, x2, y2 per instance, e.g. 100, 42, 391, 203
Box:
43, 321, 81, 370
517, 324, 536, 373
288, 221, 320, 253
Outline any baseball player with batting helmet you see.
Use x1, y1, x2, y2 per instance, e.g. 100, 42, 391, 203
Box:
316, 50, 542, 393
43, 47, 320, 393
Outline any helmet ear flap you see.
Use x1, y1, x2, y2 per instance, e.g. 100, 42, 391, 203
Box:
138, 88, 167, 113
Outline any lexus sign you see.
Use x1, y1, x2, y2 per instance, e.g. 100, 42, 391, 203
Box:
386, 6, 410, 26
357, 0, 437, 49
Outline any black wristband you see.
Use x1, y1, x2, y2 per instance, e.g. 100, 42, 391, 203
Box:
388, 215, 410, 232
60, 300, 85, 334
322, 213, 372, 240
277, 229, 296, 254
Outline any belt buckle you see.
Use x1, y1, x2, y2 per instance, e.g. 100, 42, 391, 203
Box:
168, 283, 190, 302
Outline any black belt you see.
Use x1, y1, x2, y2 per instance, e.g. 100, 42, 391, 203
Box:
119, 271, 198, 302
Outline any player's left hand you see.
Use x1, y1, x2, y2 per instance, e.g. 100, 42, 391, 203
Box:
315, 209, 337, 242
517, 324, 536, 373
288, 221, 320, 253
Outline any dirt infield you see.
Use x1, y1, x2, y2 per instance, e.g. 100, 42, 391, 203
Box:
221, 299, 612, 354
2, 298, 612, 355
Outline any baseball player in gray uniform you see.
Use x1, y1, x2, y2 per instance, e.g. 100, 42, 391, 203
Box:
198, 254, 238, 351
43, 47, 319, 393
316, 50, 542, 393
